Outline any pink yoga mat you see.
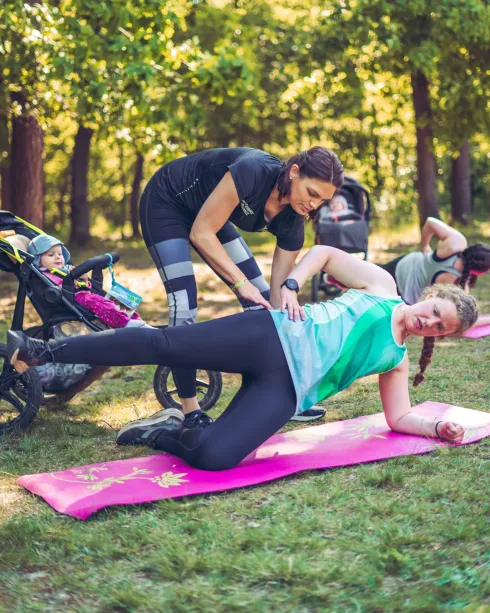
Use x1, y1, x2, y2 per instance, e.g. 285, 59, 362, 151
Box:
17, 401, 490, 520
463, 324, 490, 339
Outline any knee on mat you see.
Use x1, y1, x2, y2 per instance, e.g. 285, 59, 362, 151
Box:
190, 446, 241, 472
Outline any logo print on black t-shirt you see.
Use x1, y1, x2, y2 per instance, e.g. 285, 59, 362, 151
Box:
240, 200, 254, 216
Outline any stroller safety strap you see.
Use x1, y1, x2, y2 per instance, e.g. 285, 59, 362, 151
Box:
49, 267, 89, 289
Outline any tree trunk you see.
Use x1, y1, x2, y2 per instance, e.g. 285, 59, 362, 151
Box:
11, 115, 44, 227
119, 144, 128, 239
1, 166, 12, 212
57, 164, 71, 227
0, 112, 12, 211
451, 140, 471, 225
130, 151, 144, 238
370, 105, 382, 197
411, 72, 439, 225
70, 125, 93, 245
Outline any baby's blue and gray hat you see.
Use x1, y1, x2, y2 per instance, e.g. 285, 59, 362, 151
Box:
27, 234, 71, 267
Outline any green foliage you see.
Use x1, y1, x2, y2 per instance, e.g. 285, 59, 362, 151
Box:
348, 0, 490, 150
0, 1, 60, 117
1, 0, 489, 230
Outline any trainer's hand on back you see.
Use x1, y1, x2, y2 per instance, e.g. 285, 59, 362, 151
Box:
281, 287, 306, 322
236, 282, 272, 310
438, 421, 464, 444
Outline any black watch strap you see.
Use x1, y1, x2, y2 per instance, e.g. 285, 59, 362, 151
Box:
281, 278, 300, 293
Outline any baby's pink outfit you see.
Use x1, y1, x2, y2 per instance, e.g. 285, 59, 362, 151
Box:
74, 291, 143, 328
42, 271, 145, 329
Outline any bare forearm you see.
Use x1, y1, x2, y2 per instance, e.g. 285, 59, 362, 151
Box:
270, 291, 281, 309
420, 218, 438, 250
270, 273, 286, 309
270, 248, 299, 308
288, 246, 329, 288
192, 233, 245, 285
389, 412, 439, 437
421, 217, 465, 251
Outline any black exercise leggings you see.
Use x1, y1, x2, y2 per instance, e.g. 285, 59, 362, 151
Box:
377, 255, 405, 279
139, 173, 271, 399
52, 311, 296, 470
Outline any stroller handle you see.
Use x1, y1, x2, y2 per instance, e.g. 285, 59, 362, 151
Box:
66, 252, 120, 280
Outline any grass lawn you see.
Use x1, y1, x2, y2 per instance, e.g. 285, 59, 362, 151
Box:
0, 221, 489, 613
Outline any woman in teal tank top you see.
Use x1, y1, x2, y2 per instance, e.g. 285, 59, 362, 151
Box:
8, 246, 479, 471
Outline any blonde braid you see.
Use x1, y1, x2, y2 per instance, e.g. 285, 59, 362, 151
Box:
413, 336, 435, 387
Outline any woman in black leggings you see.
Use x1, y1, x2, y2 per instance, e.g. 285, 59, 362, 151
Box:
140, 146, 343, 420
9, 247, 477, 470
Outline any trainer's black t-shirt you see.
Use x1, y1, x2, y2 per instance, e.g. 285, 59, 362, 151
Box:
156, 147, 305, 251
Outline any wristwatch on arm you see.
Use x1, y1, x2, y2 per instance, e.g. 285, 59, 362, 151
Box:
280, 278, 300, 293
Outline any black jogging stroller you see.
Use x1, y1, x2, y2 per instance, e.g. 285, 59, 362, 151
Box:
0, 212, 221, 434
311, 177, 372, 301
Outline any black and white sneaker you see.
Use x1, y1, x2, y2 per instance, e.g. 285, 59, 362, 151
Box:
289, 407, 326, 422
183, 410, 213, 430
116, 408, 185, 446
7, 330, 60, 370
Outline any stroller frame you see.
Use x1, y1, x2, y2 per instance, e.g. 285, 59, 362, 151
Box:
0, 212, 221, 434
311, 177, 372, 301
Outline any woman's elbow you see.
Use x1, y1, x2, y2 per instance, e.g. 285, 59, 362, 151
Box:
386, 419, 398, 432
189, 224, 207, 247
385, 411, 410, 433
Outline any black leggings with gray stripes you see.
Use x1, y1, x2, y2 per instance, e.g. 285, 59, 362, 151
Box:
52, 310, 297, 470
139, 175, 271, 399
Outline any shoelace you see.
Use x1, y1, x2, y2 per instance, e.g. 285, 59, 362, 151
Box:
184, 412, 213, 429
28, 338, 66, 364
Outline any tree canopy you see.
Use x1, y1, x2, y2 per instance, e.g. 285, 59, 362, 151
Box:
0, 0, 489, 237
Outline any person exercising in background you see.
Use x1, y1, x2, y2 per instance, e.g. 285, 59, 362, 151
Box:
378, 217, 489, 310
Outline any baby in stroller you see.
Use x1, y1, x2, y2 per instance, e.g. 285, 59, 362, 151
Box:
311, 178, 371, 301
321, 194, 362, 221
27, 234, 152, 330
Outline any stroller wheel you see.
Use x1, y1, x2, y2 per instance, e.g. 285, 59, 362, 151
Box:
0, 342, 43, 434
153, 366, 222, 412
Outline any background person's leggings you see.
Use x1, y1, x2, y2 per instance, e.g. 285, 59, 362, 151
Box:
52, 310, 297, 471
140, 172, 271, 399
377, 255, 405, 279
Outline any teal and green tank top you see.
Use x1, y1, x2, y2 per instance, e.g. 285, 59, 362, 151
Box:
269, 289, 407, 415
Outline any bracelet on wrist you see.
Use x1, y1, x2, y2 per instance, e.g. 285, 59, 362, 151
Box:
434, 420, 443, 439
231, 278, 249, 292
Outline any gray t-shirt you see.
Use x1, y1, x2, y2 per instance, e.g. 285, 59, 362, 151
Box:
394, 251, 460, 304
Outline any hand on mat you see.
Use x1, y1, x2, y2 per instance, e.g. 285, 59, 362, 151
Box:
236, 282, 272, 310
281, 287, 306, 322
438, 421, 464, 444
